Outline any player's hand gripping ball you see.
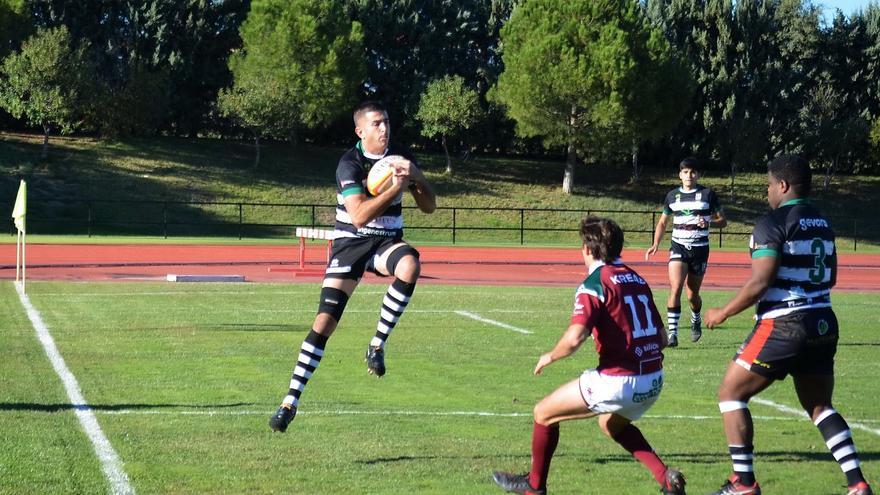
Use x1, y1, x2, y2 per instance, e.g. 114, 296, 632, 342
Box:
366, 155, 404, 196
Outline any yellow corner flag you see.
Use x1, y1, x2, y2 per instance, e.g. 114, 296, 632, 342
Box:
12, 179, 26, 232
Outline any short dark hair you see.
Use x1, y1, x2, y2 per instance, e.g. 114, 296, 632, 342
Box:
579, 216, 624, 263
679, 156, 699, 172
353, 100, 386, 125
768, 154, 811, 197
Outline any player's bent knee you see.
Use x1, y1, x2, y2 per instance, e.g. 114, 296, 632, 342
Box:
317, 287, 350, 322
386, 245, 420, 278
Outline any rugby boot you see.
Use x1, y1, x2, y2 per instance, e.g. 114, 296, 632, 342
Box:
847, 482, 874, 495
690, 319, 702, 342
268, 403, 296, 432
708, 475, 761, 495
667, 332, 679, 348
365, 346, 386, 377
661, 468, 686, 495
492, 471, 546, 495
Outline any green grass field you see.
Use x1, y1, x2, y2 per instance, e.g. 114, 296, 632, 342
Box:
2, 280, 878, 494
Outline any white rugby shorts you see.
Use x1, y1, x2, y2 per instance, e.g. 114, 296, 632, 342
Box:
578, 369, 664, 420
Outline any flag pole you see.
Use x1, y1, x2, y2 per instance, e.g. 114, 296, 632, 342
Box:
16, 229, 21, 282
21, 229, 26, 292
12, 179, 27, 292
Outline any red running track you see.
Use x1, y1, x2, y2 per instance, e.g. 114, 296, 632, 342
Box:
2, 243, 880, 291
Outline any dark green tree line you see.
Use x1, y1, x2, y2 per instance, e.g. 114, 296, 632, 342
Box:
1, 0, 880, 181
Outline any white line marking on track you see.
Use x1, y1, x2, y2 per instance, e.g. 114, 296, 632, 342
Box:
454, 310, 533, 334
752, 397, 880, 437
15, 283, 135, 495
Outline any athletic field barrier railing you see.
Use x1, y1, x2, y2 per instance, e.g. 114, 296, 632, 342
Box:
4, 199, 870, 250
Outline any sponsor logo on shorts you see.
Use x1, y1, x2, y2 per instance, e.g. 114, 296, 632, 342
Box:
818, 319, 829, 335
632, 376, 663, 403
669, 252, 682, 259
356, 227, 398, 237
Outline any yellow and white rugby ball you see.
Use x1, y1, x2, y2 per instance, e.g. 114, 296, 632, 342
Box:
366, 155, 404, 196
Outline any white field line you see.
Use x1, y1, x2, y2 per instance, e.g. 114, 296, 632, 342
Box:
95, 408, 880, 424
454, 310, 533, 334
752, 397, 880, 437
15, 283, 135, 495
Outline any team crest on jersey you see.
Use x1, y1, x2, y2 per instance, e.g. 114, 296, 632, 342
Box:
817, 319, 829, 335
675, 193, 681, 203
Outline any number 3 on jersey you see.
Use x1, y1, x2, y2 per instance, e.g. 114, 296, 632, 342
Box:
623, 295, 658, 338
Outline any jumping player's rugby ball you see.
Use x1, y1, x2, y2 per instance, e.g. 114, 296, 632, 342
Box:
366, 155, 404, 196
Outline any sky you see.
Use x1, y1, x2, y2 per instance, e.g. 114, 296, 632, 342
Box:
818, 0, 877, 18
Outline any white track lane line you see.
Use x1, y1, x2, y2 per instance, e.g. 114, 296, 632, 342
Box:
454, 310, 533, 334
752, 397, 880, 437
15, 283, 135, 495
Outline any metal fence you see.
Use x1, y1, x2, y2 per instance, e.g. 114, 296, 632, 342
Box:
8, 198, 870, 250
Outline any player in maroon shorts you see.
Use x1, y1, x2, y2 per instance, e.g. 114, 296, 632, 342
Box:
492, 216, 685, 495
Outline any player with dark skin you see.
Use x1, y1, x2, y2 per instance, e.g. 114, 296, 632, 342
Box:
704, 155, 872, 495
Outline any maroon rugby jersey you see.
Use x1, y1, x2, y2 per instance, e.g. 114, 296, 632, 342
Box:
571, 261, 665, 375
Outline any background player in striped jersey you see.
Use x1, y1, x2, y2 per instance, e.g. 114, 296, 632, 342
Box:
269, 101, 436, 432
646, 157, 726, 347
704, 155, 872, 495
493, 217, 686, 495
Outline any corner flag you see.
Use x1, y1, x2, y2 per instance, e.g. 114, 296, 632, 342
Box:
12, 179, 26, 232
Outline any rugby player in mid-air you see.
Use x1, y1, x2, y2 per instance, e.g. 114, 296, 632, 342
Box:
269, 100, 436, 432
492, 216, 685, 495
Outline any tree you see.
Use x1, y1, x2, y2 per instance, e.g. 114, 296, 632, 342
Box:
219, 0, 364, 166
491, 0, 686, 194
799, 80, 869, 190
27, 0, 250, 137
0, 0, 31, 60
349, 0, 513, 144
416, 75, 482, 174
0, 26, 94, 156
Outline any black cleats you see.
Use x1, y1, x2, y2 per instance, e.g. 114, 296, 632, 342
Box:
492, 471, 546, 495
667, 332, 679, 348
269, 404, 296, 432
660, 468, 686, 495
709, 475, 761, 495
848, 482, 874, 495
690, 319, 702, 342
365, 346, 386, 377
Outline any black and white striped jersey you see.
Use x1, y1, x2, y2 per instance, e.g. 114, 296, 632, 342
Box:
750, 199, 836, 320
333, 142, 416, 239
662, 185, 722, 247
